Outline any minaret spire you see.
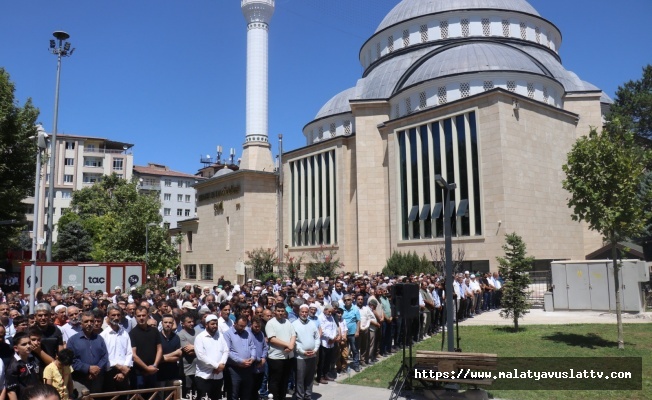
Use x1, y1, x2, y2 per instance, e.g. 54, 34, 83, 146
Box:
240, 0, 275, 171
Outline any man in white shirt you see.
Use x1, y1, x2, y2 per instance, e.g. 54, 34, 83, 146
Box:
194, 314, 228, 400
469, 275, 482, 315
492, 272, 503, 309
217, 303, 233, 335
317, 304, 337, 383
112, 287, 122, 304
100, 304, 133, 391
61, 306, 82, 345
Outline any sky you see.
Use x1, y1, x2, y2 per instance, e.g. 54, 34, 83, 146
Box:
2, 0, 651, 176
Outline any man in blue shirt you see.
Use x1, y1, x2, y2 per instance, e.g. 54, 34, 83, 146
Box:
67, 311, 109, 393
223, 315, 257, 400
341, 295, 361, 372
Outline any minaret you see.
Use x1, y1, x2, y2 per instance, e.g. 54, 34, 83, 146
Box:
240, 0, 275, 171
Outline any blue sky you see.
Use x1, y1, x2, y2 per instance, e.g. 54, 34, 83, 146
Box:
2, 0, 651, 175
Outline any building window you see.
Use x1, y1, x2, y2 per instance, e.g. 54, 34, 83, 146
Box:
178, 180, 183, 187
502, 20, 510, 37
520, 22, 527, 40
64, 158, 74, 166
329, 123, 336, 137
527, 83, 535, 98
543, 86, 549, 103
65, 142, 75, 150
177, 209, 183, 216
387, 35, 394, 53
185, 195, 191, 203
397, 111, 482, 240
200, 264, 213, 281
438, 86, 447, 105
83, 174, 102, 184
184, 264, 196, 280
178, 194, 183, 202
440, 21, 449, 39
461, 19, 470, 37
420, 24, 428, 42
403, 29, 410, 47
164, 208, 171, 216
483, 81, 494, 91
63, 175, 73, 183
318, 126, 324, 139
185, 209, 190, 217
187, 231, 193, 251
60, 207, 68, 215
164, 179, 171, 187
185, 181, 191, 188
405, 97, 412, 114
376, 42, 381, 59
535, 26, 541, 43
86, 144, 96, 152
344, 120, 351, 135
395, 103, 400, 119
61, 190, 72, 199
164, 193, 171, 201
482, 18, 491, 36
84, 158, 102, 167
112, 158, 124, 171
460, 83, 470, 98
507, 81, 516, 92
290, 149, 337, 247
419, 91, 427, 109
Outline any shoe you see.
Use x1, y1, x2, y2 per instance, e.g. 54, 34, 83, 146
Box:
371, 358, 379, 363
314, 380, 320, 386
319, 378, 328, 384
354, 366, 361, 372
368, 360, 376, 365
326, 376, 335, 381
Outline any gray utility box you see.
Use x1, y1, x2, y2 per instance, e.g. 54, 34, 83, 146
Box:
551, 260, 650, 313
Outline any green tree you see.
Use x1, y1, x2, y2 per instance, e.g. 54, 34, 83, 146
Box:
0, 69, 39, 252
608, 64, 652, 138
59, 175, 179, 273
383, 251, 435, 276
54, 219, 92, 261
245, 247, 277, 280
304, 245, 343, 279
496, 233, 533, 332
562, 124, 652, 349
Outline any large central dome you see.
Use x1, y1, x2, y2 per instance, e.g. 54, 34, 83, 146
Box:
376, 0, 540, 32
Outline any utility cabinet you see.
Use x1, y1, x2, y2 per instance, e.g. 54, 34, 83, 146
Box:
550, 260, 650, 312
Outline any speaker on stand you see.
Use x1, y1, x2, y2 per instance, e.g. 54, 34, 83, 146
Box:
389, 283, 420, 400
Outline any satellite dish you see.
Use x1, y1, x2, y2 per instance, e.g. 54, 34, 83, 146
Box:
206, 154, 211, 158
38, 238, 45, 245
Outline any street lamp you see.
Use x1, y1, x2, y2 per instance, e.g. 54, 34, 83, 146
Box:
46, 31, 75, 261
435, 174, 456, 352
29, 125, 49, 314
145, 223, 157, 268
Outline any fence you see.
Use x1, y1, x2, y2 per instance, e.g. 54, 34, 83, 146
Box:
81, 381, 182, 400
526, 270, 552, 308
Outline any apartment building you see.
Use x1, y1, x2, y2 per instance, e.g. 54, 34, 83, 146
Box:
133, 163, 200, 229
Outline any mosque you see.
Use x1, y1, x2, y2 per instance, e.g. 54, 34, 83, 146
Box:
178, 0, 612, 284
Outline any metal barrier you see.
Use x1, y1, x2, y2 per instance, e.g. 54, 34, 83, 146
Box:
80, 380, 182, 400
526, 270, 552, 307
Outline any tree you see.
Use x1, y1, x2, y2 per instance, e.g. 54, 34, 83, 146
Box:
383, 251, 435, 276
562, 124, 652, 349
0, 68, 39, 253
58, 175, 179, 273
608, 64, 652, 139
304, 245, 343, 279
496, 233, 533, 332
245, 247, 277, 280
53, 219, 92, 261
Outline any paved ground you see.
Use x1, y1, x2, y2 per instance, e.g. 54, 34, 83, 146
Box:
303, 308, 651, 400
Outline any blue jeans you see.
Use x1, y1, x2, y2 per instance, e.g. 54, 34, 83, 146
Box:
347, 334, 360, 369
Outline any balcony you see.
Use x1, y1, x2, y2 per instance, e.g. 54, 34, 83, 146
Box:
139, 183, 161, 191
84, 148, 126, 154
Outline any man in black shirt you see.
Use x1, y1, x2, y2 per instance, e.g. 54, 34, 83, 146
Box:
6, 332, 40, 400
33, 303, 63, 365
158, 314, 181, 386
129, 306, 162, 389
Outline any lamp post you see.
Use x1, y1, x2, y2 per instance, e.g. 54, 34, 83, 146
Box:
145, 222, 157, 269
29, 126, 49, 314
46, 31, 75, 261
435, 174, 456, 352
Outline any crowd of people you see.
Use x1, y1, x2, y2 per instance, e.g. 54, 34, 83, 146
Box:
0, 269, 504, 400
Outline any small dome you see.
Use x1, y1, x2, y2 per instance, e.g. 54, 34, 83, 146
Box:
401, 43, 545, 89
315, 87, 357, 119
376, 0, 540, 33
213, 168, 234, 178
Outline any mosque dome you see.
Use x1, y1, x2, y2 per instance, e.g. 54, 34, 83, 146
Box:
303, 0, 602, 144
376, 0, 540, 33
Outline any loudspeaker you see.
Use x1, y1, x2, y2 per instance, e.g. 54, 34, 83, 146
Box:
392, 283, 419, 319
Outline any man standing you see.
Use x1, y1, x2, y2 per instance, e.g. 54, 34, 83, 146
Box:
194, 315, 229, 400
100, 305, 133, 392
0, 303, 15, 344
341, 295, 361, 372
33, 303, 63, 364
67, 311, 109, 393
316, 303, 337, 383
265, 305, 296, 400
248, 317, 268, 398
158, 314, 181, 386
60, 306, 82, 346
178, 315, 197, 397
223, 315, 256, 399
129, 306, 162, 389
292, 304, 319, 400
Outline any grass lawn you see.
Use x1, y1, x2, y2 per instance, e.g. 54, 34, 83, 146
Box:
343, 324, 651, 400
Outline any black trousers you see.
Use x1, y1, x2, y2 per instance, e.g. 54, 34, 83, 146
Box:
227, 365, 253, 400
267, 358, 292, 400
196, 377, 222, 400
317, 346, 334, 380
